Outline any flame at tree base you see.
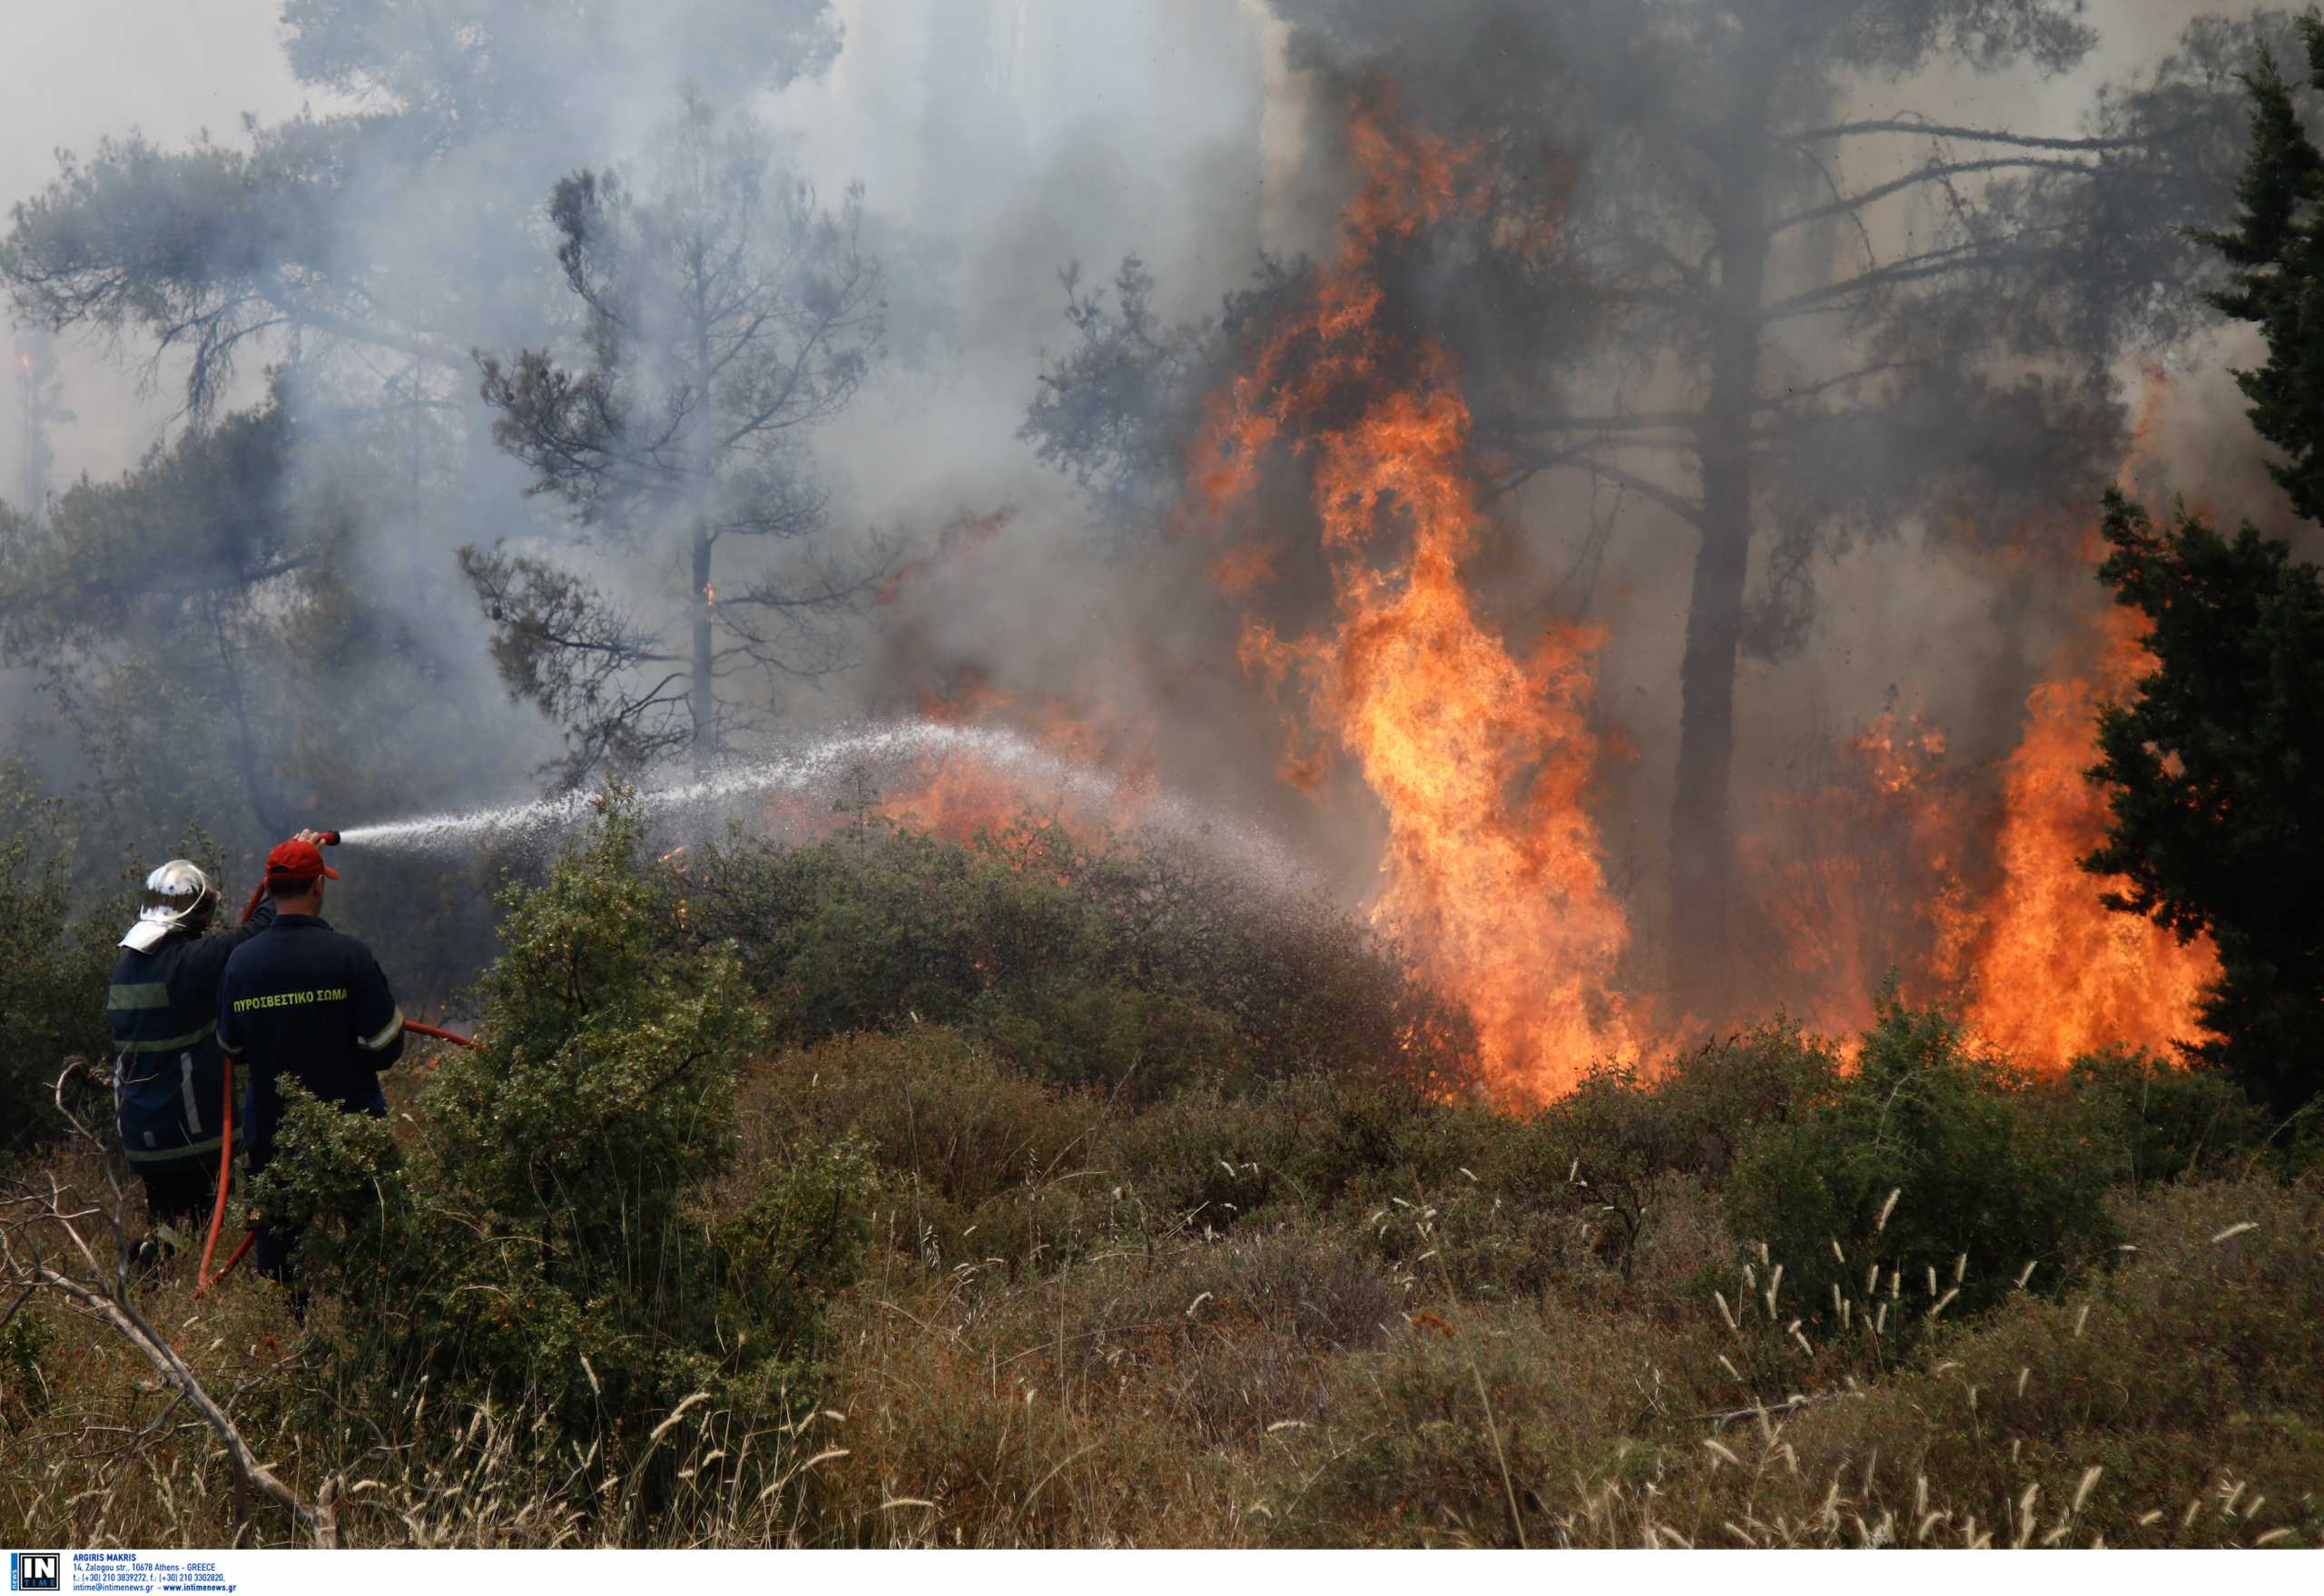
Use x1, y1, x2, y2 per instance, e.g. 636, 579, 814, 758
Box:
1963, 607, 2220, 1064
1191, 107, 1634, 1102
860, 102, 2216, 1101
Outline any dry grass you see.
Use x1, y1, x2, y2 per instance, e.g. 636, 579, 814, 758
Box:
6, 1039, 2319, 1550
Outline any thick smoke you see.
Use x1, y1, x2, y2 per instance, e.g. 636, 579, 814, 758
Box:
0, 1, 2304, 1029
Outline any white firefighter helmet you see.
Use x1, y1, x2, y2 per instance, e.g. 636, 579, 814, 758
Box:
119, 860, 217, 951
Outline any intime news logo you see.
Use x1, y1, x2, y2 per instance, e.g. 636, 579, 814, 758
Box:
9, 1553, 60, 1593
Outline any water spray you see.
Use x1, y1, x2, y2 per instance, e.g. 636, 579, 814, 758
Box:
199, 720, 1308, 1296
331, 718, 1319, 894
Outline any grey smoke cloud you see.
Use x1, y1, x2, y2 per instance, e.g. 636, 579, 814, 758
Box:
0, 2, 316, 485
0, 0, 2299, 995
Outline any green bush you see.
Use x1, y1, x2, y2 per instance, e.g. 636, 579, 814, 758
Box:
1256, 1301, 1670, 1547
678, 816, 1478, 1096
737, 1026, 1134, 1276
1727, 1000, 2121, 1337
744, 1028, 1106, 1209
1419, 1023, 1837, 1283
1680, 1176, 2324, 1549
2061, 1047, 2269, 1187
1112, 1068, 1495, 1225
1639, 1020, 1846, 1177
968, 975, 1251, 1101
0, 1305, 61, 1428
0, 765, 124, 1167
255, 791, 876, 1500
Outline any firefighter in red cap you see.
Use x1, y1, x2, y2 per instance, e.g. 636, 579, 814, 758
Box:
215, 835, 406, 1282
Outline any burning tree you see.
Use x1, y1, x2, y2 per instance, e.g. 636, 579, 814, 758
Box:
467, 95, 886, 779
1151, 2, 2260, 1009
1180, 107, 1635, 1099
1961, 604, 2221, 1068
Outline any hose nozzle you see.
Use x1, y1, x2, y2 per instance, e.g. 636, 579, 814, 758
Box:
317, 830, 341, 847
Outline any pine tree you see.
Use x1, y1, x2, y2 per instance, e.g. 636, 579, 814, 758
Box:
468, 95, 884, 780
2084, 15, 2324, 1120
2084, 492, 2323, 1120
2197, 12, 2324, 523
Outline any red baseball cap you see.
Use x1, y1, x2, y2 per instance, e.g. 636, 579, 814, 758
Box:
264, 838, 340, 883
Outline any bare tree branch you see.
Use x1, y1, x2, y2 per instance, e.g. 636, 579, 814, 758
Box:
0, 1064, 336, 1545
1785, 117, 2155, 151
1768, 156, 2102, 236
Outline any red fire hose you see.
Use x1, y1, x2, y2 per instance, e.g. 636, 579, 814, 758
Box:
194, 835, 480, 1297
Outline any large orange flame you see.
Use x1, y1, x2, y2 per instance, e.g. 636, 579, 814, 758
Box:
1962, 606, 2219, 1064
1191, 103, 1631, 1100
1747, 619, 2218, 1072
842, 113, 2212, 1098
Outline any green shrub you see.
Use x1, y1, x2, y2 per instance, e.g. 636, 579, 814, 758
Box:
1640, 1020, 1846, 1177
1431, 1024, 1835, 1283
0, 1305, 61, 1427
0, 765, 125, 1166
743, 1028, 1106, 1204
1111, 1069, 1495, 1226
2058, 1047, 2269, 1187
1728, 1000, 2120, 1337
425, 793, 769, 1235
1256, 1302, 1670, 1546
1671, 1176, 2324, 1549
737, 1026, 1131, 1276
968, 976, 1250, 1100
254, 790, 876, 1501
679, 816, 1477, 1096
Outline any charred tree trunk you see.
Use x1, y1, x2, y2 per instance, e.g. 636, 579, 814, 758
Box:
690, 284, 715, 777
208, 595, 291, 839
1669, 85, 1773, 1017
691, 511, 714, 774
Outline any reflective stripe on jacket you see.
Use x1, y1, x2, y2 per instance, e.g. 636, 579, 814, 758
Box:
106, 899, 275, 1170
217, 913, 404, 1174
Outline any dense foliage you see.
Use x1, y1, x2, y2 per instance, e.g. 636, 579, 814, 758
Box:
1728, 1001, 2122, 1334
8, 806, 2319, 1548
2070, 25, 2324, 1123
2084, 492, 2324, 1118
2199, 9, 2324, 523
675, 814, 1481, 1100
244, 794, 876, 1507
0, 765, 119, 1165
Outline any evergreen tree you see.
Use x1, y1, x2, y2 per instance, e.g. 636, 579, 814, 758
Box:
2198, 11, 2324, 523
467, 95, 885, 779
2083, 15, 2324, 1120
2084, 492, 2322, 1119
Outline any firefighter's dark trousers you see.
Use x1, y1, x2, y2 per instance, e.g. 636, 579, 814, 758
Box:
138, 1162, 212, 1236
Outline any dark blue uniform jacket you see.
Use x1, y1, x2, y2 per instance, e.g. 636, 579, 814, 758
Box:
216, 914, 405, 1173
106, 899, 277, 1173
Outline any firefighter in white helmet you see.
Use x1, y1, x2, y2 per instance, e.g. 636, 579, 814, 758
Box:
103, 832, 327, 1271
